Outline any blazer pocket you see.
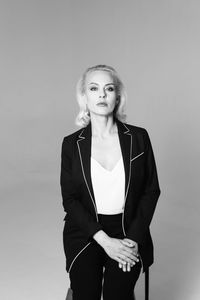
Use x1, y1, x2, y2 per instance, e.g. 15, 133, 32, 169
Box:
131, 152, 144, 162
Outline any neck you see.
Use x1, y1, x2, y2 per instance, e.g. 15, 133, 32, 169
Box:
90, 114, 117, 138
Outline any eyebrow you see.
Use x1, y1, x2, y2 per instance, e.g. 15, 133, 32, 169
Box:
88, 82, 115, 86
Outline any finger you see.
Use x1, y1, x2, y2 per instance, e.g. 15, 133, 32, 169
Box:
123, 238, 137, 247
121, 245, 136, 255
120, 261, 135, 271
120, 250, 140, 263
124, 251, 139, 261
121, 240, 134, 247
116, 254, 134, 267
120, 238, 138, 249
127, 263, 131, 272
122, 263, 127, 272
121, 243, 138, 254
118, 253, 136, 265
118, 263, 123, 268
121, 240, 135, 249
124, 263, 131, 272
115, 256, 127, 265
121, 240, 136, 248
126, 254, 139, 264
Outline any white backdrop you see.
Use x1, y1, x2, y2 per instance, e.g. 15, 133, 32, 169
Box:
1, 0, 200, 299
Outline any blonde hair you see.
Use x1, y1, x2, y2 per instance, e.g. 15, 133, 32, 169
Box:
75, 64, 127, 127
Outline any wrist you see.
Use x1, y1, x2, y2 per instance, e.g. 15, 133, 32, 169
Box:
93, 230, 110, 247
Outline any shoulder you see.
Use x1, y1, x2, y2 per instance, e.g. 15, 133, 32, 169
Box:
121, 121, 152, 150
61, 127, 85, 156
62, 127, 84, 144
122, 121, 148, 137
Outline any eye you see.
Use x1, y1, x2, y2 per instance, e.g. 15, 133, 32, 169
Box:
90, 86, 98, 91
106, 86, 115, 92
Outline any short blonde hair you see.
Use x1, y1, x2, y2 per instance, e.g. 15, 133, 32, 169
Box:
75, 64, 127, 127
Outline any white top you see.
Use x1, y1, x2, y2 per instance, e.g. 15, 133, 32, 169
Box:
91, 156, 125, 214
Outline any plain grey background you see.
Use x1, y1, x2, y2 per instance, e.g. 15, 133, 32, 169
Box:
1, 0, 200, 299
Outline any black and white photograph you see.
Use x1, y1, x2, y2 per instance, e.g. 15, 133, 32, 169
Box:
1, 1, 200, 299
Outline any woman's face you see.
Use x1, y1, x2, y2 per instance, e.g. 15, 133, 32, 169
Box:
84, 70, 118, 117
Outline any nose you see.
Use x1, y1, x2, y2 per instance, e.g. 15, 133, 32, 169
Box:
99, 88, 106, 98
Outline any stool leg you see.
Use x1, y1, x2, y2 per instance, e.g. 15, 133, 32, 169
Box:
145, 268, 149, 300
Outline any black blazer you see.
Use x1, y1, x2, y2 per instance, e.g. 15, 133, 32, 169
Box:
60, 119, 160, 273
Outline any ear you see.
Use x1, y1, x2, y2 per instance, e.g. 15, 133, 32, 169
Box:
115, 96, 120, 105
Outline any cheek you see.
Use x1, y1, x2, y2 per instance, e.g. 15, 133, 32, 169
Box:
109, 94, 117, 105
85, 93, 95, 104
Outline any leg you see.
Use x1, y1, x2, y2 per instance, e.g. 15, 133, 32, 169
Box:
69, 242, 105, 300
102, 255, 142, 300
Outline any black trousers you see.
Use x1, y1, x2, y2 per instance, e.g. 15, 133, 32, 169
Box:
69, 213, 142, 300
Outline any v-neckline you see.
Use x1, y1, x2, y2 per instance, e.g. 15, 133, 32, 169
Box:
91, 156, 122, 172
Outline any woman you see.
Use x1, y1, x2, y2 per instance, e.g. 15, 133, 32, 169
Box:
60, 64, 160, 300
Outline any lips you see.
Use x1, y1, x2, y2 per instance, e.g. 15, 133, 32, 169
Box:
97, 102, 107, 106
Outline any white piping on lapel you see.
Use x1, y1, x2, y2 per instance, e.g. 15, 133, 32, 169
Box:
77, 129, 99, 222
131, 152, 144, 162
121, 123, 132, 237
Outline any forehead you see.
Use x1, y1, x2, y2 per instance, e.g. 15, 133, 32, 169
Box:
85, 70, 114, 84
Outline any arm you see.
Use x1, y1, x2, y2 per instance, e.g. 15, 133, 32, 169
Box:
60, 137, 103, 240
125, 130, 161, 245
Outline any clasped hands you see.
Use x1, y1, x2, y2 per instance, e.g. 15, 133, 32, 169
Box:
119, 238, 139, 272
103, 237, 139, 272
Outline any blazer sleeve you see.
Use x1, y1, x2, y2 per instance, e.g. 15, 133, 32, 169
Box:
126, 130, 161, 245
60, 137, 103, 240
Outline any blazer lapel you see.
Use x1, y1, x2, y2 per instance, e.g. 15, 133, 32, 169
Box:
76, 119, 132, 213
76, 123, 97, 217
116, 119, 132, 201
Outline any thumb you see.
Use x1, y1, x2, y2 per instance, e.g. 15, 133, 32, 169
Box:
121, 239, 135, 247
